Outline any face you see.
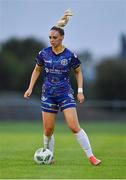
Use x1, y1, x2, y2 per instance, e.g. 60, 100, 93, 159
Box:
49, 30, 64, 47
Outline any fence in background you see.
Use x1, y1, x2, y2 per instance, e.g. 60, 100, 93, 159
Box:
0, 94, 126, 121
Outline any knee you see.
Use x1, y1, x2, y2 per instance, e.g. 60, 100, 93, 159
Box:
69, 126, 81, 133
44, 127, 54, 136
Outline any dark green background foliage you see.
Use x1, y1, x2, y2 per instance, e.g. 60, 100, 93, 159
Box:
0, 38, 45, 93
93, 58, 126, 100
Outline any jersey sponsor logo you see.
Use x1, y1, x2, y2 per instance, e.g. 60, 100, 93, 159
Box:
45, 68, 49, 73
45, 68, 67, 74
61, 59, 68, 66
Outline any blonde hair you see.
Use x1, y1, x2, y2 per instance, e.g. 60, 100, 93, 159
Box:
56, 9, 73, 28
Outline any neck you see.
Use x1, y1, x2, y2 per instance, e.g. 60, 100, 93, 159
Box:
52, 45, 65, 54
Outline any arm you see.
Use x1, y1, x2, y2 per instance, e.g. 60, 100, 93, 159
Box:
24, 64, 42, 99
74, 66, 85, 103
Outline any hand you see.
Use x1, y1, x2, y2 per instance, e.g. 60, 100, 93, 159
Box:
77, 93, 85, 103
24, 88, 32, 99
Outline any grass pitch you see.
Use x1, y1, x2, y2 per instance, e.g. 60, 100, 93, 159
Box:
0, 121, 126, 179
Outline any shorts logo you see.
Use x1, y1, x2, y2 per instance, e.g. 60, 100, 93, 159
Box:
41, 96, 47, 101
61, 59, 68, 66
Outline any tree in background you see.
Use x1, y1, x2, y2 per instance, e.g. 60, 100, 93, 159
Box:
93, 58, 126, 100
0, 38, 46, 95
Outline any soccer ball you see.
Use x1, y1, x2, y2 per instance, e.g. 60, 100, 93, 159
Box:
34, 148, 53, 165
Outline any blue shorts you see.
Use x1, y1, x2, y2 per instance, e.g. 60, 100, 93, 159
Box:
41, 93, 76, 113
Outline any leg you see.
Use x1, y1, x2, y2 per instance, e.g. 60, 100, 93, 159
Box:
63, 107, 81, 133
42, 111, 56, 154
63, 107, 101, 165
63, 107, 93, 156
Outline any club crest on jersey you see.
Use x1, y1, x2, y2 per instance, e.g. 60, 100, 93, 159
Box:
61, 59, 68, 66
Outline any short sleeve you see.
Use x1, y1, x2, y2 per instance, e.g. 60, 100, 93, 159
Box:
70, 53, 81, 69
35, 50, 44, 66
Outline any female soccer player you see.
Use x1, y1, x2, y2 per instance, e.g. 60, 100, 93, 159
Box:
24, 9, 101, 166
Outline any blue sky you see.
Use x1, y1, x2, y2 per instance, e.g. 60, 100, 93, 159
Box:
0, 0, 126, 57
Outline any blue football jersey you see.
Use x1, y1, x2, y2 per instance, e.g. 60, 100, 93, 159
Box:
35, 47, 81, 96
